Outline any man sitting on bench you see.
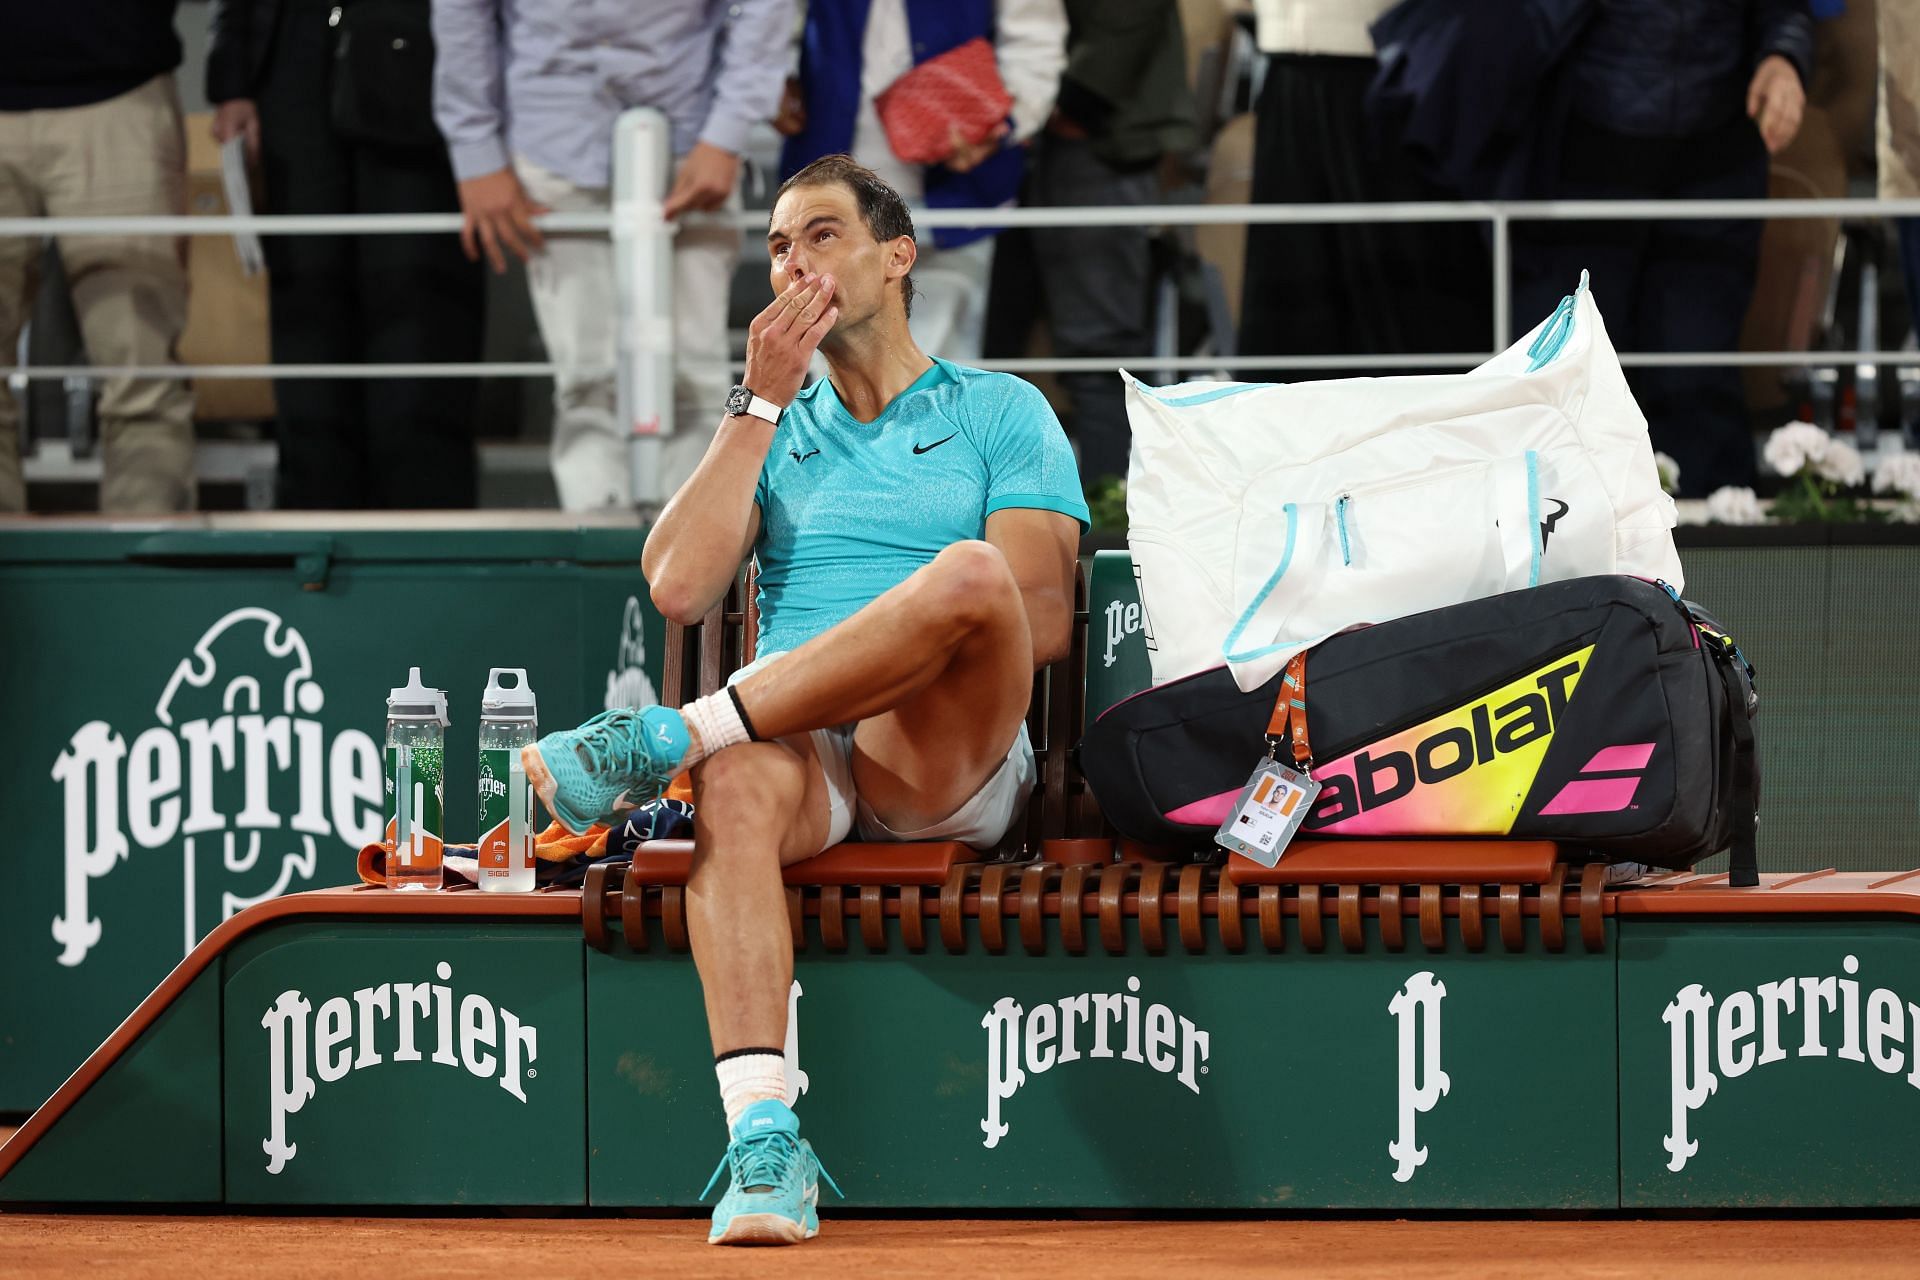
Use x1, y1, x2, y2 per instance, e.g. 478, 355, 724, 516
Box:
523, 154, 1089, 1246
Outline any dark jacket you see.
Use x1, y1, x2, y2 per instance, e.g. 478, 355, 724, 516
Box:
206, 0, 280, 104
0, 0, 182, 111
1055, 0, 1196, 170
1368, 0, 1593, 199
1569, 0, 1815, 138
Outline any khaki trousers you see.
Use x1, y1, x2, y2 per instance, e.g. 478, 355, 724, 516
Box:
0, 74, 196, 513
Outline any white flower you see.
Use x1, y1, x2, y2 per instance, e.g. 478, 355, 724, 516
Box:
1871, 452, 1920, 499
1815, 438, 1865, 487
1653, 451, 1681, 495
1762, 422, 1832, 477
1705, 485, 1766, 525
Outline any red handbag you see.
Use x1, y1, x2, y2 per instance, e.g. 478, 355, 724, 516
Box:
873, 37, 1013, 165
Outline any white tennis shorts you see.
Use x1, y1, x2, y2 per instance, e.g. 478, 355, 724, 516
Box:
730, 651, 1035, 854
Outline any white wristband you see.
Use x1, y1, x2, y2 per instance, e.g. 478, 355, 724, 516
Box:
736, 395, 783, 426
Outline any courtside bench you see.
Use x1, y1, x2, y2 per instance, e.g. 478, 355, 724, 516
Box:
582, 562, 1611, 958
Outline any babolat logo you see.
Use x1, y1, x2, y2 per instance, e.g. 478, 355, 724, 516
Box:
604, 596, 659, 712
1304, 647, 1593, 834
49, 609, 383, 967
980, 977, 1209, 1149
261, 961, 538, 1174
1664, 956, 1920, 1173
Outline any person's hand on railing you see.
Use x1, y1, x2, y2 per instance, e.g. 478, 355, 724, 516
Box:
1747, 54, 1806, 156
210, 99, 261, 164
744, 272, 839, 407
456, 168, 548, 274
944, 121, 1011, 174
773, 77, 807, 137
663, 142, 742, 219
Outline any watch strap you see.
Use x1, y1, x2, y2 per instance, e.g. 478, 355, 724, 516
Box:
740, 394, 783, 425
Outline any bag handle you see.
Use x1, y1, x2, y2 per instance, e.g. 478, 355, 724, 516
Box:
1265, 651, 1313, 770
1223, 502, 1298, 663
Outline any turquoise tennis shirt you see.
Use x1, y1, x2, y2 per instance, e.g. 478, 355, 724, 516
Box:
752, 358, 1091, 657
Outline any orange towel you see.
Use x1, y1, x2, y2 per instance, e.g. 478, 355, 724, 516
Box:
355, 821, 611, 886
352, 770, 691, 885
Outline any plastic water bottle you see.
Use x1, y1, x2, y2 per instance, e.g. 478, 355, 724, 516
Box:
385, 667, 449, 892
477, 668, 538, 893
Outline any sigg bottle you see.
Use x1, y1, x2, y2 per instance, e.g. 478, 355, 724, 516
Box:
477, 668, 538, 893
385, 667, 449, 892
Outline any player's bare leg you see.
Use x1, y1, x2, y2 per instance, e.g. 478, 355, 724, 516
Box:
682, 538, 1030, 1069
729, 539, 1035, 826
686, 737, 833, 1056
521, 539, 1034, 835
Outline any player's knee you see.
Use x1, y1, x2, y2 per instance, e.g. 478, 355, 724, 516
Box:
925, 539, 1018, 624
693, 745, 806, 831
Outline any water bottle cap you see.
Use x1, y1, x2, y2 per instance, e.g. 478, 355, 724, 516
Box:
387, 666, 450, 725
481, 667, 538, 719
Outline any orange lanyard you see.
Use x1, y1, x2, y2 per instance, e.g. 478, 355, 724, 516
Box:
1265, 651, 1312, 771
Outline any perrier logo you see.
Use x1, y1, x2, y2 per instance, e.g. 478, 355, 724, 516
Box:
477, 761, 507, 801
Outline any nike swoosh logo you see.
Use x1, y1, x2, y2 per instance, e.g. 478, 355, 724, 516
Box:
912, 433, 957, 455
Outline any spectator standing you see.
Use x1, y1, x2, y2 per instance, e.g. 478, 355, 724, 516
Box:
0, 1, 196, 514
433, 0, 792, 511
1019, 0, 1195, 487
1512, 0, 1813, 497
1237, 0, 1491, 382
778, 0, 1067, 364
209, 0, 487, 509
1882, 0, 1920, 358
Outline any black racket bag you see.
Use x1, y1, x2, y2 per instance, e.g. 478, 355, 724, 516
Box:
1080, 576, 1761, 883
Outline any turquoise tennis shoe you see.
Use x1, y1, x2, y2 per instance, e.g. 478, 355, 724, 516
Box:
702, 1100, 842, 1246
520, 706, 689, 835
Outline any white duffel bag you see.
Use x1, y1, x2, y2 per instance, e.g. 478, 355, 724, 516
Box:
1124, 274, 1683, 692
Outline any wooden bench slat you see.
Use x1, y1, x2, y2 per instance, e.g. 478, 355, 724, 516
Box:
625, 839, 976, 887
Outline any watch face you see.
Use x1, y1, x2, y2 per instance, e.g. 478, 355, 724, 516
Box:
726, 385, 751, 416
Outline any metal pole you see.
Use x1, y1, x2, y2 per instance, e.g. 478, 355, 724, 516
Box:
612, 107, 674, 507
1492, 209, 1511, 351
3, 350, 1916, 379
9, 195, 1920, 238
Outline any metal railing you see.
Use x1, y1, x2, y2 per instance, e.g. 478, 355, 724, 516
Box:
4, 108, 1919, 499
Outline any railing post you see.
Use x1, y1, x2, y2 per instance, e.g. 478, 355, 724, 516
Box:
612, 107, 674, 507
1492, 207, 1511, 352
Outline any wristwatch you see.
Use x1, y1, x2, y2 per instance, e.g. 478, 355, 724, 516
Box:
726, 384, 783, 426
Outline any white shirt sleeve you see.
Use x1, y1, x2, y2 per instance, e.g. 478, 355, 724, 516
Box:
993, 0, 1069, 143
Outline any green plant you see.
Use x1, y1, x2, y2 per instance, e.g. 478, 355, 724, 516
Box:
1086, 475, 1128, 534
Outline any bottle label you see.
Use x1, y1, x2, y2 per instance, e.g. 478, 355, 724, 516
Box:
385, 744, 445, 872
478, 747, 534, 875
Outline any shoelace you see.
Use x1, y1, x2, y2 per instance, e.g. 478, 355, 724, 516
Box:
700, 1131, 845, 1201
572, 711, 654, 782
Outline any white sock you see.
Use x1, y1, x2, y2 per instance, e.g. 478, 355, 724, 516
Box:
715, 1050, 789, 1131
681, 688, 754, 768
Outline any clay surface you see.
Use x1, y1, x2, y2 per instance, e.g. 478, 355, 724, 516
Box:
3, 1215, 1918, 1278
